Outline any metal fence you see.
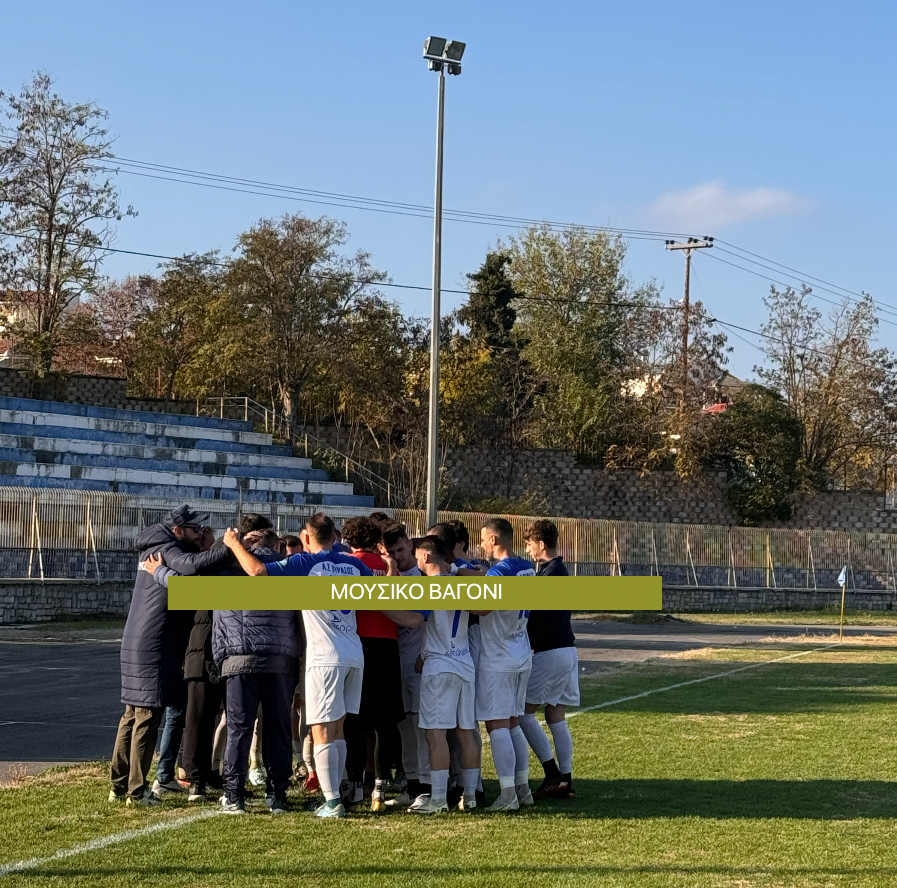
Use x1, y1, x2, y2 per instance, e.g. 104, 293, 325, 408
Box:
6, 486, 896, 593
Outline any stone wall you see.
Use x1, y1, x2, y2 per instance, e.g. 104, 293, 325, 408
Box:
443, 448, 896, 533
662, 586, 896, 612
0, 368, 198, 415
0, 579, 133, 624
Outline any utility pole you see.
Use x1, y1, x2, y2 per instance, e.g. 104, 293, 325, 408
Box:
665, 237, 713, 408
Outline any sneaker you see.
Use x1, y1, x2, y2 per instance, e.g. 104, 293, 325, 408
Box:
486, 793, 520, 812
187, 783, 206, 802
314, 801, 347, 819
270, 797, 288, 816
475, 788, 486, 807
556, 780, 577, 799
408, 793, 431, 812
152, 778, 187, 795
219, 795, 246, 815
303, 773, 320, 794
108, 790, 125, 803
446, 785, 463, 809
409, 796, 448, 815
385, 791, 412, 808
248, 767, 266, 787
459, 794, 477, 812
516, 784, 535, 806
126, 790, 161, 807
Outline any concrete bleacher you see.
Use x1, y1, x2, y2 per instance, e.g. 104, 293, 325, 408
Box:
0, 396, 374, 506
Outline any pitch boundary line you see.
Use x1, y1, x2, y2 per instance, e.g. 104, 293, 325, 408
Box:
0, 808, 220, 876
569, 644, 836, 718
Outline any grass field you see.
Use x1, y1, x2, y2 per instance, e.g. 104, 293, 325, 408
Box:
4, 638, 897, 887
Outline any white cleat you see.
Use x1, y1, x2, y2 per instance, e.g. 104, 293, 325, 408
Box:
408, 796, 448, 815
385, 791, 412, 808
407, 793, 431, 812
486, 793, 520, 812
516, 785, 534, 806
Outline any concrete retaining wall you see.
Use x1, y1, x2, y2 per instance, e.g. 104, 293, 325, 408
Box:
0, 579, 133, 624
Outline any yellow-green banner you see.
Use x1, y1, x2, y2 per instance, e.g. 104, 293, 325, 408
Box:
168, 575, 661, 611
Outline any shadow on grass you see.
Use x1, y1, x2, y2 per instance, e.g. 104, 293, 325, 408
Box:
21, 863, 897, 880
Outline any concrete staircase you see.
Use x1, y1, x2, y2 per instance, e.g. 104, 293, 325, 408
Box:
0, 396, 374, 506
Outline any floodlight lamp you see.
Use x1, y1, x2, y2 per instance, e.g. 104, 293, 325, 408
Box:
444, 40, 466, 61
424, 36, 447, 58
428, 59, 444, 72
447, 62, 462, 75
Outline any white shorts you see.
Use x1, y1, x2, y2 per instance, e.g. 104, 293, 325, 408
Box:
305, 665, 363, 724
475, 667, 531, 721
525, 647, 580, 707
418, 672, 476, 730
401, 670, 421, 715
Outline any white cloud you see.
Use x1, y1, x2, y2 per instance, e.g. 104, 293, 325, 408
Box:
647, 180, 809, 232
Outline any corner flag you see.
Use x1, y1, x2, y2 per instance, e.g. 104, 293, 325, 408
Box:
837, 566, 847, 587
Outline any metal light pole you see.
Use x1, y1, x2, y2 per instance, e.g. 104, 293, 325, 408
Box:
423, 37, 465, 529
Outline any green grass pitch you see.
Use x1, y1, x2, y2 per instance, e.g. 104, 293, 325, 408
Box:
3, 639, 897, 887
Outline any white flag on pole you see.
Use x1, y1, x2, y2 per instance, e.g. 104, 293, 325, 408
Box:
837, 566, 847, 587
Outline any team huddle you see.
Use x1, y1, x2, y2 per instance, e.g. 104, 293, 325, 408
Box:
109, 507, 578, 818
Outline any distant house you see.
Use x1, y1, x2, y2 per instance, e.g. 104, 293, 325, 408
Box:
702, 372, 748, 414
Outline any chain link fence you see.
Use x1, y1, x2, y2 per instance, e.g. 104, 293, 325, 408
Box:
4, 487, 895, 592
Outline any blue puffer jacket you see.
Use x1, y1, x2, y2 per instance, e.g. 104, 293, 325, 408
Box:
212, 547, 301, 675
121, 524, 232, 708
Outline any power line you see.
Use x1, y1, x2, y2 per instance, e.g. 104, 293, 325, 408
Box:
698, 251, 897, 330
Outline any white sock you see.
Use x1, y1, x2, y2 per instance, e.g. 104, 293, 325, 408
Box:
461, 768, 479, 798
510, 725, 530, 786
413, 715, 431, 783
490, 728, 516, 790
313, 742, 341, 802
303, 735, 315, 773
335, 738, 347, 783
519, 713, 553, 764
549, 721, 573, 775
397, 718, 419, 780
431, 768, 449, 802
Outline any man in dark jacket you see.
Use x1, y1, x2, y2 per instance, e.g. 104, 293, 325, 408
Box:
211, 538, 298, 816
109, 505, 231, 806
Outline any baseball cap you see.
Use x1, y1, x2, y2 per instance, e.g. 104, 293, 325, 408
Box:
164, 504, 210, 529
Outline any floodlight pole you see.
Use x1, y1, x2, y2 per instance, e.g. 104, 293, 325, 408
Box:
425, 64, 446, 529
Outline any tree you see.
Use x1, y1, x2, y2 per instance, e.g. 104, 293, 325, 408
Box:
459, 252, 518, 349
721, 383, 803, 524
134, 254, 222, 399
756, 286, 897, 490
0, 73, 134, 375
224, 213, 386, 424
505, 225, 652, 456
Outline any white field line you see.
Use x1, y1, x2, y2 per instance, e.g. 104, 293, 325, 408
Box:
0, 808, 220, 876
568, 644, 836, 718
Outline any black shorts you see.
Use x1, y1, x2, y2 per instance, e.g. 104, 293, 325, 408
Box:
358, 636, 404, 724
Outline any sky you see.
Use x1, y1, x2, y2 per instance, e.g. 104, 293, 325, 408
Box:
2, 0, 895, 379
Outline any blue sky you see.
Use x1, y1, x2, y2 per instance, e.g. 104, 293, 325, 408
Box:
2, 0, 895, 378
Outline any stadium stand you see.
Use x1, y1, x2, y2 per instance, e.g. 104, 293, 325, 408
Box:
0, 395, 374, 506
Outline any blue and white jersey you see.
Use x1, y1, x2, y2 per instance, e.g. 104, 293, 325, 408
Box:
266, 550, 372, 578
421, 609, 474, 682
478, 609, 532, 673
303, 610, 363, 668
486, 556, 536, 577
